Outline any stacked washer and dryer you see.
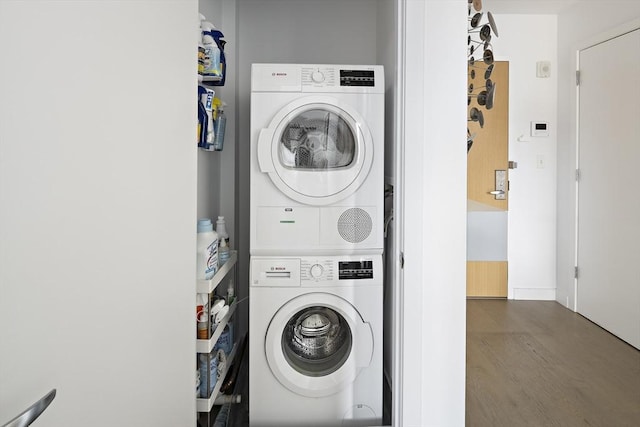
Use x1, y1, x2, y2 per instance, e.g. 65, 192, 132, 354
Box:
249, 63, 385, 427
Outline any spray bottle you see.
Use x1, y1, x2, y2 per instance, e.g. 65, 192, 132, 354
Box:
212, 101, 227, 151
218, 238, 230, 267
215, 216, 229, 247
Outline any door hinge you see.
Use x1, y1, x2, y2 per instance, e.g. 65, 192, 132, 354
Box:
400, 252, 405, 269
576, 70, 581, 86
574, 266, 579, 279
575, 169, 581, 181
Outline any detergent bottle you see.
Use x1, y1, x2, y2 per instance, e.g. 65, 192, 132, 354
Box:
201, 21, 221, 77
196, 218, 218, 280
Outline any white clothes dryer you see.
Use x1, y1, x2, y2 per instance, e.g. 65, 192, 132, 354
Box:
249, 255, 382, 427
250, 64, 384, 256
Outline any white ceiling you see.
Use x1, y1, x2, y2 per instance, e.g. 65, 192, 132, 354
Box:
484, 0, 581, 15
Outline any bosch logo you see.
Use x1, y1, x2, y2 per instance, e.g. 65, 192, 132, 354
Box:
272, 72, 288, 76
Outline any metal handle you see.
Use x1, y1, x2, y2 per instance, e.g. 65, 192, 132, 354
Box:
1, 389, 56, 427
489, 190, 505, 195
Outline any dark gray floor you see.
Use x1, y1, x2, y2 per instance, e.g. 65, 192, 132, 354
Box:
466, 300, 640, 427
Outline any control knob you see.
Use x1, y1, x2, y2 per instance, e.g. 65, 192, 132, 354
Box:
309, 264, 324, 279
311, 70, 325, 83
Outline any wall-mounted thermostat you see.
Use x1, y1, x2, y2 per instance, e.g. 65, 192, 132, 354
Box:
530, 121, 549, 137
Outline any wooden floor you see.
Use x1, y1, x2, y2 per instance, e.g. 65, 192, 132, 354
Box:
466, 300, 640, 427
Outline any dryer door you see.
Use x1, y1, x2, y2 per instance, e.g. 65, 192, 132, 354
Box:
257, 96, 374, 206
265, 292, 374, 397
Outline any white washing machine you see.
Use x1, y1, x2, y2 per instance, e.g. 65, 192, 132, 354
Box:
250, 63, 384, 256
249, 255, 382, 427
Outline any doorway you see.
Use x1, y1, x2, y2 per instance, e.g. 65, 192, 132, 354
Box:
467, 61, 510, 298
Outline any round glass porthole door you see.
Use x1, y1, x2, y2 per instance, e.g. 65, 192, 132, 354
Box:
265, 293, 373, 398
282, 306, 352, 377
257, 96, 374, 206
279, 109, 356, 171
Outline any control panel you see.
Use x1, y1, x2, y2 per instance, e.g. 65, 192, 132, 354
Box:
339, 69, 375, 87
301, 67, 337, 87
300, 258, 376, 282
252, 64, 383, 93
338, 260, 374, 279
300, 259, 335, 281
251, 255, 381, 287
301, 67, 377, 88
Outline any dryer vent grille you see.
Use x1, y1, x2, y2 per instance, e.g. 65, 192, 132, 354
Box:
337, 208, 372, 243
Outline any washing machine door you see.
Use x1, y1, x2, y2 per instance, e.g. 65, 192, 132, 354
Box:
257, 96, 374, 206
265, 292, 374, 398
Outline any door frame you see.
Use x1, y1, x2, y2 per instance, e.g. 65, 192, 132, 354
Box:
466, 60, 510, 299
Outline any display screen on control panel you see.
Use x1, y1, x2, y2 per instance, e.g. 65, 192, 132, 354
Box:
339, 260, 373, 280
340, 70, 375, 87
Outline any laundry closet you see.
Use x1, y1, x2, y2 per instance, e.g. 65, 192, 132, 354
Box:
197, 0, 399, 425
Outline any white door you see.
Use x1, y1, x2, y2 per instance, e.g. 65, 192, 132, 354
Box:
577, 28, 640, 349
257, 96, 374, 205
264, 292, 373, 397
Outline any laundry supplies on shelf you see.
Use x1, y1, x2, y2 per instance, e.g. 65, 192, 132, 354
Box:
196, 218, 218, 280
198, 13, 227, 86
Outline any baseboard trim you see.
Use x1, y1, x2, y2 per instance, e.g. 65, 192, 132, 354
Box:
512, 288, 556, 300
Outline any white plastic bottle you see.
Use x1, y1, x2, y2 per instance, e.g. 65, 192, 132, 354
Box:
218, 237, 230, 266
197, 218, 218, 280
215, 216, 229, 247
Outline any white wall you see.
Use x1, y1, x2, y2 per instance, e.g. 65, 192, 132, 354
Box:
556, 2, 640, 310
400, 0, 467, 425
0, 2, 197, 426
491, 14, 558, 300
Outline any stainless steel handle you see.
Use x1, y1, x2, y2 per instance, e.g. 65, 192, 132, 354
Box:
489, 190, 505, 195
1, 389, 56, 427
